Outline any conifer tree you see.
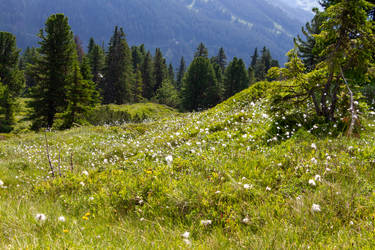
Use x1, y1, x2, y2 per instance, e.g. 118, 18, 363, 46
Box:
0, 32, 24, 131
61, 61, 99, 128
224, 57, 249, 99
102, 26, 133, 104
88, 42, 105, 87
131, 46, 145, 72
182, 57, 220, 111
154, 79, 180, 108
212, 62, 224, 101
294, 8, 325, 71
88, 37, 95, 55
215, 47, 227, 73
74, 35, 85, 63
168, 63, 175, 86
19, 46, 39, 89
29, 14, 76, 129
133, 70, 144, 103
153, 48, 167, 92
194, 42, 209, 58
176, 56, 186, 90
141, 51, 155, 99
250, 48, 258, 69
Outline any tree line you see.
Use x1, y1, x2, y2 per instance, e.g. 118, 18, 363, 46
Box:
0, 13, 278, 131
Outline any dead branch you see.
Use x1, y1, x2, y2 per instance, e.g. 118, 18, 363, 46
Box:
44, 131, 55, 177
340, 66, 357, 137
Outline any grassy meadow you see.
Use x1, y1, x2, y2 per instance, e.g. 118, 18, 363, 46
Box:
1, 83, 375, 248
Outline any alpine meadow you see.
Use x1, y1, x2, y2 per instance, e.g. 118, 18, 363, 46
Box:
1, 0, 375, 248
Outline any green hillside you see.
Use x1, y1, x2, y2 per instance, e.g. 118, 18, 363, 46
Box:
1, 82, 375, 248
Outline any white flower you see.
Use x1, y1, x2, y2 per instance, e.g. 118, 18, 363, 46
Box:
0, 180, 3, 186
182, 231, 190, 238
200, 220, 212, 226
58, 216, 66, 222
308, 179, 316, 186
349, 221, 354, 225
80, 181, 85, 186
82, 170, 89, 176
165, 155, 173, 165
311, 204, 321, 212
89, 196, 94, 201
103, 159, 108, 164
348, 146, 354, 150
215, 191, 221, 194
140, 217, 145, 221
243, 184, 252, 189
311, 143, 317, 150
183, 239, 192, 246
311, 158, 318, 164
315, 175, 322, 182
266, 186, 271, 191
242, 217, 250, 224
35, 213, 47, 221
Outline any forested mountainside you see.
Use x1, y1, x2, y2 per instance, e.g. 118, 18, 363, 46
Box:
0, 0, 311, 64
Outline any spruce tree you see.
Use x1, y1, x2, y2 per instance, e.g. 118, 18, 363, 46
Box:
74, 35, 85, 63
141, 51, 155, 99
176, 56, 186, 90
153, 48, 167, 92
0, 32, 24, 131
88, 43, 105, 87
194, 42, 209, 58
216, 47, 227, 73
182, 57, 220, 111
61, 61, 99, 128
168, 63, 175, 86
88, 37, 95, 55
250, 48, 258, 69
131, 46, 145, 73
29, 14, 76, 129
224, 57, 249, 99
133, 70, 144, 103
154, 79, 180, 108
102, 26, 133, 104
19, 46, 39, 89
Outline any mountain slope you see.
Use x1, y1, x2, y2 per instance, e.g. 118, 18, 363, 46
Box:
0, 0, 309, 64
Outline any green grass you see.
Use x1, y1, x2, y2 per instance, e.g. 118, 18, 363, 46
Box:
1, 85, 375, 248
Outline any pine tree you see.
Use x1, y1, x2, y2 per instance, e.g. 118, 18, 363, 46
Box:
19, 46, 39, 89
194, 42, 209, 58
154, 79, 180, 108
0, 32, 24, 131
168, 63, 175, 86
250, 48, 258, 69
216, 47, 227, 73
74, 35, 85, 63
294, 8, 325, 71
87, 37, 95, 55
88, 43, 105, 87
153, 48, 167, 92
131, 45, 145, 72
141, 51, 155, 99
224, 57, 249, 99
102, 26, 133, 104
133, 70, 144, 103
29, 14, 76, 129
212, 62, 224, 101
182, 57, 220, 111
61, 61, 99, 129
176, 56, 186, 90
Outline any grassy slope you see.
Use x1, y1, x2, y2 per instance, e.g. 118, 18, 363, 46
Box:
1, 84, 375, 248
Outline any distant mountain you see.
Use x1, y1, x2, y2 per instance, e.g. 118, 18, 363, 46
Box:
0, 0, 312, 65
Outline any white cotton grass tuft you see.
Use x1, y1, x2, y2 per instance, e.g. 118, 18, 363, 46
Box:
183, 239, 192, 246
308, 179, 316, 186
311, 143, 317, 150
200, 220, 212, 226
242, 217, 250, 224
181, 231, 190, 238
315, 175, 322, 182
35, 213, 47, 221
311, 204, 321, 212
266, 186, 271, 191
165, 155, 173, 165
58, 216, 66, 222
0, 180, 3, 186
82, 170, 89, 176
311, 158, 318, 164
243, 184, 252, 189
